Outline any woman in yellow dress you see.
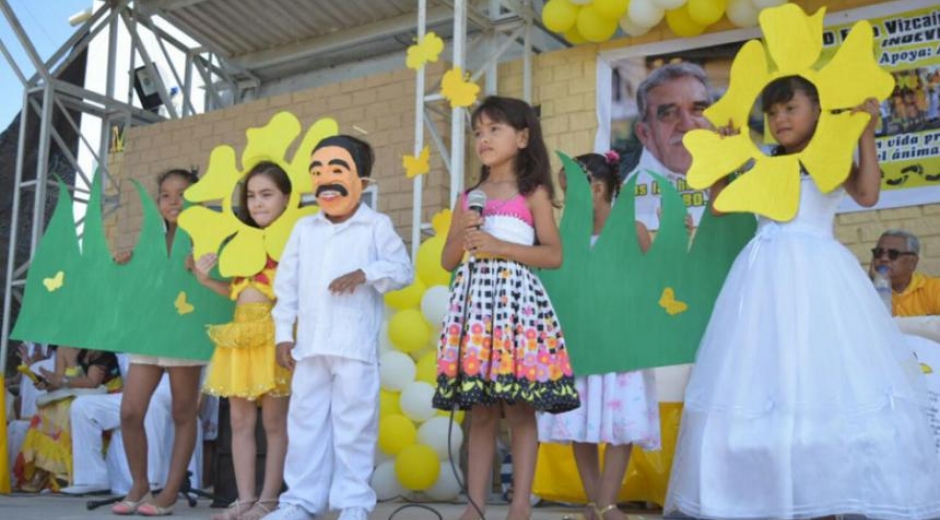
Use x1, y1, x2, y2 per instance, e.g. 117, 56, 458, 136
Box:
14, 347, 121, 491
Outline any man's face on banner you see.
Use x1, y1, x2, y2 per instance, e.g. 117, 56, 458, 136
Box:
310, 146, 364, 220
636, 75, 711, 175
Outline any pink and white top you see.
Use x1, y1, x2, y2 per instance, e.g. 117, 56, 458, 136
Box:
461, 192, 535, 246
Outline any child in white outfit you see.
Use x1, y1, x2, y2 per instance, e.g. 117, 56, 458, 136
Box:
267, 135, 413, 520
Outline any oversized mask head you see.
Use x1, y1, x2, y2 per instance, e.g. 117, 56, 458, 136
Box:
309, 135, 373, 220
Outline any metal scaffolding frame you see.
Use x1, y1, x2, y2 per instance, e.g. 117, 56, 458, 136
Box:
410, 0, 540, 257
0, 0, 235, 372
1, 0, 549, 372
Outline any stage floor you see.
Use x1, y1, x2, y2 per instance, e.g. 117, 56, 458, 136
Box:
0, 493, 662, 519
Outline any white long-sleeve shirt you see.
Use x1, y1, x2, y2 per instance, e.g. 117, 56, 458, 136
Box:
272, 204, 413, 363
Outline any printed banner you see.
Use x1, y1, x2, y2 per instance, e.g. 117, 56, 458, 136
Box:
606, 4, 940, 219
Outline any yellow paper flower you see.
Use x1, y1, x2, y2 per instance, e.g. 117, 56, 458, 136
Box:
179, 112, 339, 277
403, 145, 430, 178
684, 4, 895, 221
441, 66, 480, 109
406, 32, 444, 70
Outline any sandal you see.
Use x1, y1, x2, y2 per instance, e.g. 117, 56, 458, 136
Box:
240, 499, 279, 520
111, 492, 152, 515
137, 501, 175, 517
210, 498, 256, 520
594, 504, 625, 520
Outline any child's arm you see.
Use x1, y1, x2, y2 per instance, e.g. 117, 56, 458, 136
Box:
465, 186, 562, 269
272, 225, 302, 371
441, 199, 479, 272
361, 216, 414, 293
192, 253, 230, 297
330, 216, 414, 295
636, 221, 652, 253
844, 98, 882, 208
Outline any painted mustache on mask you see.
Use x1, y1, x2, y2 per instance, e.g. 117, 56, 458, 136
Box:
316, 184, 349, 197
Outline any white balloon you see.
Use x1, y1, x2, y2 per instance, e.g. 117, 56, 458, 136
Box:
420, 285, 451, 327
374, 447, 391, 466
727, 0, 759, 27
618, 13, 651, 36
378, 319, 394, 354
370, 460, 404, 500
417, 416, 464, 460
751, 0, 786, 9
628, 0, 665, 29
425, 462, 462, 501
651, 0, 687, 9
379, 351, 416, 391
399, 381, 437, 422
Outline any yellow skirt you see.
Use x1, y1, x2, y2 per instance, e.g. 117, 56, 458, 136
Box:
203, 302, 292, 400
14, 397, 74, 491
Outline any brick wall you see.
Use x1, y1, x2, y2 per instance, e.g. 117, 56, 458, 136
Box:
107, 63, 450, 253
496, 0, 940, 275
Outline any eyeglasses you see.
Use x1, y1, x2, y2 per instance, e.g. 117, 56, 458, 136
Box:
871, 248, 917, 260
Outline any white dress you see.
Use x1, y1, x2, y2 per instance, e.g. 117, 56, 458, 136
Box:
538, 235, 661, 449
665, 175, 940, 520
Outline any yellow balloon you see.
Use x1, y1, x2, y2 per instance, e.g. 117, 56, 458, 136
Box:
593, 0, 629, 18
380, 389, 402, 417
666, 6, 706, 37
577, 6, 620, 42
389, 309, 432, 353
542, 0, 580, 33
564, 25, 588, 44
415, 237, 451, 287
687, 0, 726, 26
384, 279, 427, 310
415, 351, 438, 384
378, 414, 417, 456
395, 444, 441, 491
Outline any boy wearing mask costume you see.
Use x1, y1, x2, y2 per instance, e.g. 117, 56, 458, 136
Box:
266, 135, 413, 520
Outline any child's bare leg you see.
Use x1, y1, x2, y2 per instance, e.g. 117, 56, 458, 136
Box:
595, 443, 631, 520
150, 365, 201, 508
503, 402, 537, 520
228, 397, 258, 501
573, 442, 601, 520
460, 404, 501, 520
119, 364, 163, 501
258, 395, 289, 502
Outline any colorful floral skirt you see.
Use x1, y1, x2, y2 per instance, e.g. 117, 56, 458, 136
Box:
432, 258, 580, 414
203, 302, 292, 400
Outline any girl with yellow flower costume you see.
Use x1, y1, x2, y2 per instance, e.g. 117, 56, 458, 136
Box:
194, 161, 293, 520
666, 6, 940, 519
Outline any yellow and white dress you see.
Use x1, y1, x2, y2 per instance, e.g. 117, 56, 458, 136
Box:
203, 258, 291, 400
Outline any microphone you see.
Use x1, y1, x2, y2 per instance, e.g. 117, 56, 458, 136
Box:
467, 189, 487, 220
466, 189, 487, 259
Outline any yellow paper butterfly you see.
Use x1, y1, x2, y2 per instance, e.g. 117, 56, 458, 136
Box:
922, 363, 934, 375
174, 291, 195, 315
403, 145, 430, 179
406, 32, 444, 70
43, 271, 65, 292
658, 287, 688, 316
441, 67, 479, 109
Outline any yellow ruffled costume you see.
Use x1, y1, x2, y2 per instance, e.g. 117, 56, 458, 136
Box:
203, 259, 291, 400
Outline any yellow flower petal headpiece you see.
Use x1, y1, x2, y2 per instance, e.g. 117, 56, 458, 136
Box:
179, 112, 339, 277
685, 4, 895, 221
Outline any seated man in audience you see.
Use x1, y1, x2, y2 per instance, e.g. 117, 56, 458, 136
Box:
870, 229, 940, 316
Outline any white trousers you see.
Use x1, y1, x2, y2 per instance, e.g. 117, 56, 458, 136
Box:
70, 380, 202, 494
280, 355, 379, 515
